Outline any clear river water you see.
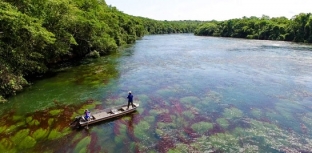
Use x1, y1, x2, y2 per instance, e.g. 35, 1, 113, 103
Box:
1, 34, 312, 152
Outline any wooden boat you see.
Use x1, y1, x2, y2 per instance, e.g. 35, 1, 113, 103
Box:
70, 103, 139, 128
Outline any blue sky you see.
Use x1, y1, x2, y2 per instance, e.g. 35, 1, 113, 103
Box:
105, 0, 312, 21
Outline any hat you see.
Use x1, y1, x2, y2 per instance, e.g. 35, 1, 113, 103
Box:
128, 91, 131, 93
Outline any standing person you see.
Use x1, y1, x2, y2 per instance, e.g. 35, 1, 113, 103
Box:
127, 91, 135, 109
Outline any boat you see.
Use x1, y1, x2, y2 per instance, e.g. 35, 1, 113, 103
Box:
70, 103, 139, 128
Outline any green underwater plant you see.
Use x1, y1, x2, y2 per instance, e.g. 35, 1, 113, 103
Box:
10, 129, 29, 144
28, 119, 40, 126
250, 108, 262, 119
174, 115, 188, 128
114, 134, 127, 144
5, 125, 18, 133
136, 94, 150, 106
223, 107, 243, 119
32, 128, 49, 140
74, 136, 91, 153
105, 98, 125, 106
48, 118, 54, 126
25, 116, 33, 124
134, 121, 150, 140
47, 129, 64, 140
143, 116, 155, 124
237, 119, 312, 152
0, 126, 7, 133
156, 88, 176, 98
182, 110, 195, 120
191, 122, 213, 134
19, 136, 36, 149
0, 138, 15, 152
208, 133, 240, 152
49, 109, 63, 116
12, 115, 23, 122
216, 118, 229, 129
204, 91, 223, 103
157, 122, 176, 129
180, 96, 200, 105
10, 129, 37, 149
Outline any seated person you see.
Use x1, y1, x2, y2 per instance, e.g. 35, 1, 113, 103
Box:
84, 109, 91, 121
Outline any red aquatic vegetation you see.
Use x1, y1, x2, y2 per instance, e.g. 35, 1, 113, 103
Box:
157, 113, 172, 123
168, 99, 184, 115
208, 124, 225, 135
124, 114, 137, 143
184, 127, 197, 138
89, 132, 101, 153
150, 96, 165, 106
1, 111, 16, 126
113, 121, 121, 135
156, 136, 175, 153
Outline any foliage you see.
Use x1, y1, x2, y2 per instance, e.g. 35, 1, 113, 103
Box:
1, 0, 311, 101
194, 14, 312, 43
0, 0, 201, 100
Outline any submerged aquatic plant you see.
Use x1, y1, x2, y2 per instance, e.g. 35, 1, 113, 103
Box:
32, 128, 49, 140
74, 136, 91, 153
134, 121, 150, 140
12, 115, 23, 122
182, 110, 195, 120
223, 107, 243, 119
191, 122, 213, 134
19, 136, 36, 149
25, 116, 33, 124
250, 108, 262, 119
180, 96, 200, 105
156, 88, 176, 98
143, 116, 155, 124
105, 97, 125, 106
0, 126, 6, 133
47, 127, 70, 140
10, 129, 37, 149
48, 118, 54, 126
208, 133, 240, 152
0, 138, 18, 153
5, 124, 18, 133
204, 91, 223, 103
114, 134, 127, 144
28, 119, 40, 126
149, 109, 169, 116
49, 109, 63, 116
10, 129, 30, 144
216, 118, 229, 129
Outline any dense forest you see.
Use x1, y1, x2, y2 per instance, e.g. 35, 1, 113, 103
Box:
0, 0, 201, 102
1, 0, 312, 102
194, 14, 312, 43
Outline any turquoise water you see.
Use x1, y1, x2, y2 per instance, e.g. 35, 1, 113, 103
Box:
1, 34, 312, 152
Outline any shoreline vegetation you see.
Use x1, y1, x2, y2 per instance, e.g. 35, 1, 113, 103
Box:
0, 0, 311, 101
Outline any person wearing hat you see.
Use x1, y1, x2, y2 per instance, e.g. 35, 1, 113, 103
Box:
127, 91, 135, 109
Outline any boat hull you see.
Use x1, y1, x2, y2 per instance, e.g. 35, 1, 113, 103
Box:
71, 103, 139, 127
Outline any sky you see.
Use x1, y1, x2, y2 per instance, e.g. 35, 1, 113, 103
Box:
105, 0, 312, 21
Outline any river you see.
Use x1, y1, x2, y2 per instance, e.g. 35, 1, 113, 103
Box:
1, 34, 312, 152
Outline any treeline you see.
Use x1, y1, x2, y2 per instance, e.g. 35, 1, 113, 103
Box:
194, 14, 312, 43
0, 0, 201, 101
